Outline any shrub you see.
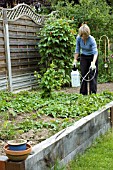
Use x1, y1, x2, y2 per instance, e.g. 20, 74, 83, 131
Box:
50, 0, 113, 40
38, 17, 76, 72
35, 17, 76, 96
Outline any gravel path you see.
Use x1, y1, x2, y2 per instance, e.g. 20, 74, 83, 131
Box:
61, 83, 113, 94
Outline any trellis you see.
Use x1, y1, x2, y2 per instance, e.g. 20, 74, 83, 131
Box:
0, 3, 54, 92
6, 3, 45, 24
99, 35, 110, 62
99, 35, 110, 69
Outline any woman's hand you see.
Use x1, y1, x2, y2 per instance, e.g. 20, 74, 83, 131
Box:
90, 61, 96, 70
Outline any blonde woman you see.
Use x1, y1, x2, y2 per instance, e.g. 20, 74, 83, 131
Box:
73, 24, 98, 95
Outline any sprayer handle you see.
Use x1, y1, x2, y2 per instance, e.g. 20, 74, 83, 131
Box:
73, 60, 77, 67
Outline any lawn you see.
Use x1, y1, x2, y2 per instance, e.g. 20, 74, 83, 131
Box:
66, 130, 113, 170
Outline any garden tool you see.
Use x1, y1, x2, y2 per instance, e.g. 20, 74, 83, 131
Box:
71, 64, 80, 87
71, 64, 96, 88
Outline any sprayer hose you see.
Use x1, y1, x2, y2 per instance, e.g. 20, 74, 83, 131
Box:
81, 68, 96, 83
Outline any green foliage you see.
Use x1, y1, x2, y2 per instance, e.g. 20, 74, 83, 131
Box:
36, 17, 76, 96
38, 17, 76, 70
51, 0, 113, 40
98, 50, 113, 83
0, 121, 16, 140
1, 90, 113, 139
34, 62, 70, 97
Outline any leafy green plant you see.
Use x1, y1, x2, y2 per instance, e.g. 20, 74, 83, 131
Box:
35, 62, 70, 97
35, 17, 76, 95
0, 121, 16, 140
1, 90, 113, 140
38, 18, 76, 71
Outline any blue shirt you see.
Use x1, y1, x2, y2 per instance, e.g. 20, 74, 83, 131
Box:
75, 35, 98, 55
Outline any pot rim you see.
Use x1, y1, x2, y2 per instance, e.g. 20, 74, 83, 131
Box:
7, 139, 27, 146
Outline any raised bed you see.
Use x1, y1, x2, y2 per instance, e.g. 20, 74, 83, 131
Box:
0, 101, 113, 170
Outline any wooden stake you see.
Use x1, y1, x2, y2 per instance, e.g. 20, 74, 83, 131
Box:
110, 107, 113, 127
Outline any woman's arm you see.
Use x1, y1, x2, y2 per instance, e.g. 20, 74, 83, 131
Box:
74, 53, 79, 62
93, 54, 98, 63
91, 36, 98, 63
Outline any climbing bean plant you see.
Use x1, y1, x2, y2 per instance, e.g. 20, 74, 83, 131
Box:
37, 18, 76, 72
35, 18, 76, 97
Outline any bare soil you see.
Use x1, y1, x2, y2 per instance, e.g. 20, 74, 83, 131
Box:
1, 83, 113, 157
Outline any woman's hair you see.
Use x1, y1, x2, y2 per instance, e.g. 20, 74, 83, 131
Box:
78, 24, 90, 37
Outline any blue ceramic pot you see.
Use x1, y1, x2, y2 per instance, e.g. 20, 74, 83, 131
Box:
7, 139, 27, 151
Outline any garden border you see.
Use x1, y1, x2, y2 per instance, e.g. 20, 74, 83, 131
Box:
0, 101, 113, 170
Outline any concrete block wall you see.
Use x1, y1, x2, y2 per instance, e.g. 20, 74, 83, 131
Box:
0, 101, 113, 170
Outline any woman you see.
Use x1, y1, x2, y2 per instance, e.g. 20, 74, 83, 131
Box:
73, 24, 98, 95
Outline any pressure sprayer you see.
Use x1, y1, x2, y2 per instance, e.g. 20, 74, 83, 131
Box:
71, 65, 96, 87
71, 66, 80, 87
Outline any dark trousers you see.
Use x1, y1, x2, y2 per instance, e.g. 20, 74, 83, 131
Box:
80, 54, 98, 95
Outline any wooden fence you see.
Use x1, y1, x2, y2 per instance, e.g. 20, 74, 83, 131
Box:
0, 3, 51, 92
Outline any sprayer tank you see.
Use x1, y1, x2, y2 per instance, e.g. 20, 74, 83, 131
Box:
71, 70, 80, 87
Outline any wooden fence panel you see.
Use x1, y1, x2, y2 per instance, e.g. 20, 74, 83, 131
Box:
0, 21, 6, 76
0, 4, 50, 92
0, 13, 8, 90
8, 16, 41, 91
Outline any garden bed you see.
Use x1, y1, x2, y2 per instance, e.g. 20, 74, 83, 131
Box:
1, 101, 113, 170
0, 83, 113, 157
24, 102, 113, 170
0, 84, 113, 170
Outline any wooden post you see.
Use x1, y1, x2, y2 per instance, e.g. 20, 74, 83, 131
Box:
0, 156, 8, 170
6, 160, 25, 170
0, 156, 25, 170
110, 107, 113, 127
3, 9, 13, 92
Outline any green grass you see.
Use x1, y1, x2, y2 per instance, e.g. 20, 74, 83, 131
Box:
66, 130, 113, 170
